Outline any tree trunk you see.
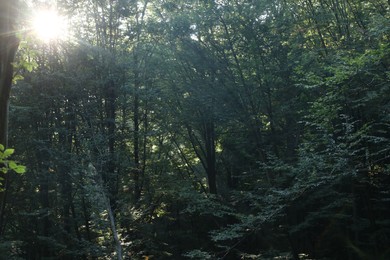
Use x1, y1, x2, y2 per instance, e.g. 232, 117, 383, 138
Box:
0, 0, 20, 235
204, 120, 217, 194
105, 196, 123, 260
0, 0, 19, 155
105, 79, 118, 209
132, 1, 149, 203
133, 68, 141, 201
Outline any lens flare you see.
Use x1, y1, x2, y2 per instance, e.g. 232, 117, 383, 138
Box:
32, 9, 69, 42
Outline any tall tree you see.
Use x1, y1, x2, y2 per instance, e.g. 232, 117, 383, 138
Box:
0, 0, 20, 235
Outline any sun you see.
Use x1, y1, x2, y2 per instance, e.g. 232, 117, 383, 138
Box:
32, 9, 69, 42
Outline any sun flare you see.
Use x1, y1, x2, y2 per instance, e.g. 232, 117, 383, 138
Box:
32, 9, 69, 42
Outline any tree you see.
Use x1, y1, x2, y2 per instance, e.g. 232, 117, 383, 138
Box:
0, 0, 19, 147
2, 0, 390, 258
0, 0, 20, 236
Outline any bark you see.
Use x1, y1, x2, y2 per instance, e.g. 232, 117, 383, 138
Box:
0, 0, 20, 236
105, 196, 123, 260
132, 0, 149, 203
204, 121, 217, 194
133, 62, 141, 201
105, 79, 118, 209
0, 0, 19, 154
92, 161, 122, 260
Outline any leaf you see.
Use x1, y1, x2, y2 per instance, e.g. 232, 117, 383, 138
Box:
8, 161, 17, 170
9, 161, 26, 174
14, 166, 26, 174
0, 144, 4, 151
12, 74, 24, 84
4, 149, 15, 157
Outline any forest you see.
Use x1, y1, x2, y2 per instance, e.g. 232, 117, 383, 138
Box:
0, 0, 389, 259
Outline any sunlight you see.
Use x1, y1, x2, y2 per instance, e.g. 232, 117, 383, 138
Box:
32, 9, 69, 42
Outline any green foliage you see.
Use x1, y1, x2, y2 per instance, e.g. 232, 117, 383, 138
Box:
0, 240, 24, 260
12, 39, 39, 84
0, 144, 26, 190
183, 249, 213, 259
3, 0, 390, 259
180, 192, 234, 218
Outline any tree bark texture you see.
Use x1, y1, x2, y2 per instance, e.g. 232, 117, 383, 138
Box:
0, 0, 19, 146
0, 0, 20, 235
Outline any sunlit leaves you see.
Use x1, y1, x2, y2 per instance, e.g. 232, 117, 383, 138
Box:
0, 145, 26, 174
0, 144, 26, 191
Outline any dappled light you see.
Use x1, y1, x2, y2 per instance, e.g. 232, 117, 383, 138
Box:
1, 0, 389, 259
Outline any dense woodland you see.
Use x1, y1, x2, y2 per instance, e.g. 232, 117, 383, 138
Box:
0, 0, 389, 259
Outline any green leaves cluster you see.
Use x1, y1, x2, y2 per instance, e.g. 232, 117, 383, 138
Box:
0, 144, 26, 177
0, 145, 25, 193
